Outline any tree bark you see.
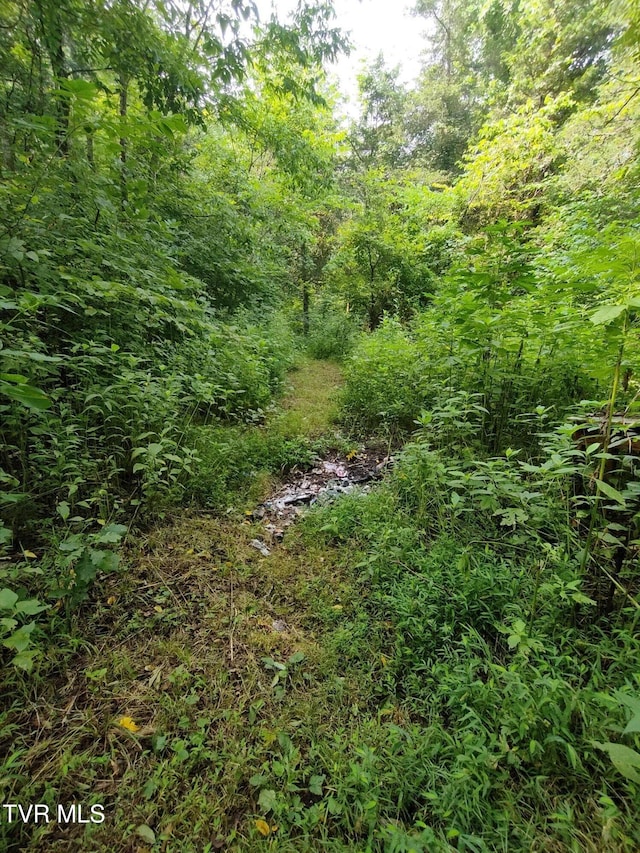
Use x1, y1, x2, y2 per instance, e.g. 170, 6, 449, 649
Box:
119, 73, 129, 209
37, 0, 70, 155
302, 284, 310, 335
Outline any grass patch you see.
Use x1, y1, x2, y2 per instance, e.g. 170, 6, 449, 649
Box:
0, 515, 379, 852
277, 358, 343, 438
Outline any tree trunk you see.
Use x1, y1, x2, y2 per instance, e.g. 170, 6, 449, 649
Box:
302, 284, 310, 335
38, 0, 70, 155
119, 74, 129, 209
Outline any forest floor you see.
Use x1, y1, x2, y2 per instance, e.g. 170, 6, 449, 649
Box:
8, 358, 397, 852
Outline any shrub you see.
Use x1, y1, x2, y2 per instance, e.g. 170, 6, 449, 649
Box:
339, 317, 428, 432
306, 304, 362, 360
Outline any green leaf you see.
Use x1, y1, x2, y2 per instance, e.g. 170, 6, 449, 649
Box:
570, 591, 596, 606
57, 501, 70, 521
15, 598, 48, 616
151, 734, 167, 753
327, 796, 342, 815
59, 79, 98, 99
0, 493, 28, 504
0, 379, 51, 410
590, 304, 626, 326
3, 621, 36, 652
75, 551, 98, 585
12, 650, 38, 672
595, 741, 640, 783
258, 789, 277, 812
90, 550, 119, 573
308, 774, 325, 795
143, 779, 158, 800
135, 824, 156, 844
0, 588, 19, 611
595, 479, 626, 507
97, 524, 127, 544
615, 693, 640, 735
86, 667, 108, 681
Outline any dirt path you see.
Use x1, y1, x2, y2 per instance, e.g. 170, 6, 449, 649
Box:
8, 358, 380, 852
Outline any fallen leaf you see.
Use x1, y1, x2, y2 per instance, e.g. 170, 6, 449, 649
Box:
23, 550, 37, 559
332, 604, 343, 611
107, 596, 116, 605
117, 716, 140, 732
255, 819, 270, 836
153, 605, 163, 613
136, 824, 155, 844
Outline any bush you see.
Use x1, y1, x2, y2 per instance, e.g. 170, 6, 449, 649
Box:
306, 304, 361, 360
301, 436, 640, 851
186, 424, 323, 508
339, 316, 428, 432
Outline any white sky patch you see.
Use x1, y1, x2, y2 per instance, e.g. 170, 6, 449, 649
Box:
254, 0, 431, 118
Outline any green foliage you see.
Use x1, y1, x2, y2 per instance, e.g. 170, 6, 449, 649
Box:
0, 584, 47, 672
340, 317, 427, 433
187, 424, 321, 508
326, 170, 455, 327
300, 415, 640, 849
306, 302, 361, 360
2, 0, 640, 850
0, 0, 343, 622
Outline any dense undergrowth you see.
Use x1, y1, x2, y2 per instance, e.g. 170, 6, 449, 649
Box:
297, 424, 640, 850
2, 0, 640, 850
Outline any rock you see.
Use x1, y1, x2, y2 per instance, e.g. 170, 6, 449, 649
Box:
265, 523, 285, 542
322, 461, 348, 478
250, 539, 271, 557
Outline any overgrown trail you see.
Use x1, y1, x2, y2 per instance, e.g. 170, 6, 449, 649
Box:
13, 359, 383, 852
277, 358, 343, 437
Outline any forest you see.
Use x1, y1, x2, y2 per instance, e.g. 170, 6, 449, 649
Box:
1, 0, 640, 849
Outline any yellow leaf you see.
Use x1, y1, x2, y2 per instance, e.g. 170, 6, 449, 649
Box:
153, 605, 163, 613
346, 449, 358, 460
23, 550, 37, 559
332, 604, 343, 611
107, 596, 116, 606
270, 824, 279, 833
117, 716, 140, 732
186, 548, 194, 556
380, 654, 389, 666
255, 819, 270, 836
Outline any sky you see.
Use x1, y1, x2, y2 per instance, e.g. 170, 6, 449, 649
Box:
254, 0, 431, 116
